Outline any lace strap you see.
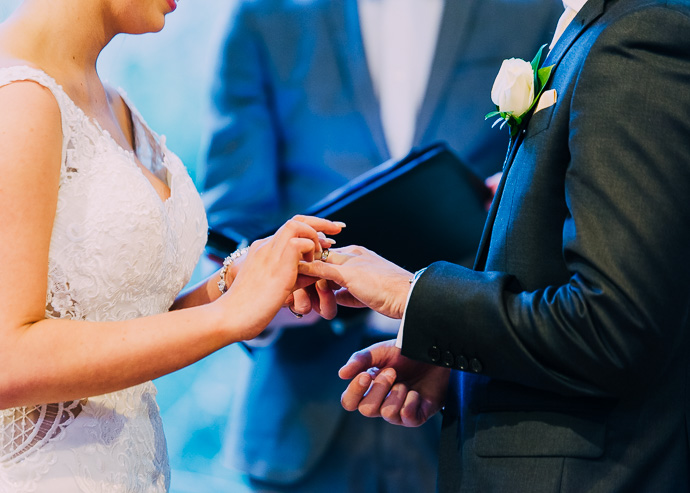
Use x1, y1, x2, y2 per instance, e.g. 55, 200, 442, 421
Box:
0, 65, 73, 173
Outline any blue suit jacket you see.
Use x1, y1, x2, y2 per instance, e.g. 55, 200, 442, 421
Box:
402, 0, 690, 490
201, 0, 561, 483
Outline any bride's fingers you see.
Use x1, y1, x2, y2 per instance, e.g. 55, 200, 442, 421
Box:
291, 237, 327, 263
314, 279, 337, 319
273, 218, 323, 259
291, 287, 312, 315
292, 215, 345, 236
281, 216, 343, 253
294, 274, 319, 291
318, 234, 336, 251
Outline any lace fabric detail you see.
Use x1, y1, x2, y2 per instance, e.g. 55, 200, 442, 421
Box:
1, 401, 84, 464
0, 66, 208, 492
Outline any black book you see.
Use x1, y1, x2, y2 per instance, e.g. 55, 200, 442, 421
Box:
206, 142, 491, 271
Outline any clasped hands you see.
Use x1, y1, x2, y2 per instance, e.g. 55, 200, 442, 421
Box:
223, 215, 448, 426
288, 220, 450, 428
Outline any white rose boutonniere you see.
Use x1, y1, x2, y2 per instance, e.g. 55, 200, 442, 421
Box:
491, 58, 534, 117
486, 44, 554, 137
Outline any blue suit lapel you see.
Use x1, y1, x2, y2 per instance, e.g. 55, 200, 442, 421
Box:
323, 0, 389, 161
473, 0, 607, 271
413, 0, 479, 146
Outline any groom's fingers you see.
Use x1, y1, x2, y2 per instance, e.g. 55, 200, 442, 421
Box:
334, 289, 368, 309
341, 372, 373, 411
298, 259, 344, 285
321, 249, 352, 265
400, 391, 425, 427
380, 382, 407, 425
358, 368, 396, 418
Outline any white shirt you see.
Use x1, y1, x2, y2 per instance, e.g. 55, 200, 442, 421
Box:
358, 0, 444, 160
549, 0, 588, 50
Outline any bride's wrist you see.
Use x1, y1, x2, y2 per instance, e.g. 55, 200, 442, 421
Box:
216, 247, 249, 297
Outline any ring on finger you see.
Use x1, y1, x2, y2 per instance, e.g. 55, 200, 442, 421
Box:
288, 306, 304, 319
320, 249, 330, 262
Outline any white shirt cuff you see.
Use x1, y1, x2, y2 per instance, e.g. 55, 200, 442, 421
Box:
395, 268, 427, 349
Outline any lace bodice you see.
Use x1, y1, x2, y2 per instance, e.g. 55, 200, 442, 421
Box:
0, 66, 208, 492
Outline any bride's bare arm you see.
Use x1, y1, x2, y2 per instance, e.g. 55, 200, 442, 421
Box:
168, 259, 239, 311
0, 81, 340, 409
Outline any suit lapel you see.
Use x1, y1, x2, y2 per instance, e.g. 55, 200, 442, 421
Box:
473, 133, 523, 270
323, 0, 388, 161
473, 0, 607, 270
413, 0, 479, 146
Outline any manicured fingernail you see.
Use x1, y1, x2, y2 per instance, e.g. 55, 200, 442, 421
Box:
333, 221, 347, 228
325, 238, 336, 245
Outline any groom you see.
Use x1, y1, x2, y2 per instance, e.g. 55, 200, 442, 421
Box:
302, 0, 690, 490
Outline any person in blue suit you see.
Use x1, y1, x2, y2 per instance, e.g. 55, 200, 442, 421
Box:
200, 0, 561, 491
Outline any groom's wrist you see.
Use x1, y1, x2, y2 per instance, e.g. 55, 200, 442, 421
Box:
395, 268, 427, 349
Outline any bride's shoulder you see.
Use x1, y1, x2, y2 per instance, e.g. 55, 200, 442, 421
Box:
0, 60, 62, 131
0, 56, 55, 93
0, 55, 59, 104
0, 53, 42, 71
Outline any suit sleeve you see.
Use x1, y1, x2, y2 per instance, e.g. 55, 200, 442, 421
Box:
200, 1, 283, 240
401, 6, 690, 399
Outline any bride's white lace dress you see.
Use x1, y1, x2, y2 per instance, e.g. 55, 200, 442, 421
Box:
0, 66, 208, 492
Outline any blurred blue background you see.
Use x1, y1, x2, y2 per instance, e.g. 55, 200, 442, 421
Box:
1, 1, 253, 491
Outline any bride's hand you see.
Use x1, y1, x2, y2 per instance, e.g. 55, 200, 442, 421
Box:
285, 278, 338, 321
215, 215, 343, 340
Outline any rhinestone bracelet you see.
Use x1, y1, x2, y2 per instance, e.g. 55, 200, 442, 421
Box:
217, 247, 249, 295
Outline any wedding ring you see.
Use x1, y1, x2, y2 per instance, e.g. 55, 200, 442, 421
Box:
320, 249, 330, 262
288, 306, 303, 319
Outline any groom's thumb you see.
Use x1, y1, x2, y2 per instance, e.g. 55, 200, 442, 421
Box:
338, 349, 374, 379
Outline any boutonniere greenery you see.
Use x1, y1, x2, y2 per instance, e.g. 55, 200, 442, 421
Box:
485, 44, 554, 137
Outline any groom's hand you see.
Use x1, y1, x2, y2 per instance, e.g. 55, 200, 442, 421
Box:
339, 340, 450, 427
298, 245, 413, 319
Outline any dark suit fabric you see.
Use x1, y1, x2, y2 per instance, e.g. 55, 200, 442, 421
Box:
402, 0, 690, 491
201, 0, 561, 489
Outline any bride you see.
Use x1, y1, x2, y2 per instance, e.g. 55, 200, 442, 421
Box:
0, 0, 340, 491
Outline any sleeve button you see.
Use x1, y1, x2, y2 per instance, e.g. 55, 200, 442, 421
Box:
470, 358, 483, 373
456, 355, 468, 371
428, 346, 441, 363
441, 351, 454, 367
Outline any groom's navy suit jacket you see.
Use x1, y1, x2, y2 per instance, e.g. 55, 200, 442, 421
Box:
201, 0, 561, 484
403, 0, 690, 491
